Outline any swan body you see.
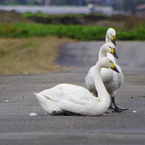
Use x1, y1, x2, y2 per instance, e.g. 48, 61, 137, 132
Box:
35, 57, 119, 116
85, 65, 123, 99
85, 42, 118, 95
101, 63, 123, 96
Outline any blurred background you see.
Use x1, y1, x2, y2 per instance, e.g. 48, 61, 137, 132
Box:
0, 0, 145, 16
0, 0, 145, 74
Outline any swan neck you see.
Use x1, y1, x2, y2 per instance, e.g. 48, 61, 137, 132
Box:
94, 63, 106, 93
98, 45, 106, 60
94, 63, 109, 99
105, 34, 110, 43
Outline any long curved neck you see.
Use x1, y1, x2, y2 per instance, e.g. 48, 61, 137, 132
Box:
94, 62, 111, 106
105, 34, 110, 43
98, 45, 107, 60
94, 63, 108, 96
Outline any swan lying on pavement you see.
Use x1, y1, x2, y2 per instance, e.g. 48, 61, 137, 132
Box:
34, 57, 119, 116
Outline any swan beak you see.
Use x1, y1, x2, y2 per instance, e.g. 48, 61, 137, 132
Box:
111, 35, 116, 46
111, 39, 116, 46
110, 48, 119, 59
111, 62, 119, 73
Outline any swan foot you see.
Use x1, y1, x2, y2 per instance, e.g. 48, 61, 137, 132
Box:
52, 110, 82, 116
52, 111, 67, 115
108, 106, 128, 113
111, 97, 128, 113
112, 107, 128, 113
63, 110, 82, 116
108, 106, 114, 110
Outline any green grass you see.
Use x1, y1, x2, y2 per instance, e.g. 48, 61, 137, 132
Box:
0, 23, 108, 40
0, 22, 145, 40
117, 23, 145, 40
21, 12, 50, 18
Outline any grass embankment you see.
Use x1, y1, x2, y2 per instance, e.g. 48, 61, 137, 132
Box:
0, 23, 107, 40
0, 22, 145, 40
0, 37, 74, 74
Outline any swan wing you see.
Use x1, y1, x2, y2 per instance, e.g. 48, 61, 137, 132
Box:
36, 84, 98, 115
38, 84, 94, 104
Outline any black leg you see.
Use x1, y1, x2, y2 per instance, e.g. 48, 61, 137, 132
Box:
108, 99, 115, 110
112, 97, 128, 113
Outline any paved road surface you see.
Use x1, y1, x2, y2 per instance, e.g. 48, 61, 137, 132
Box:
0, 41, 145, 145
58, 41, 145, 73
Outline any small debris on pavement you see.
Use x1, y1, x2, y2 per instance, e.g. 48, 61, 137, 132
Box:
29, 112, 38, 116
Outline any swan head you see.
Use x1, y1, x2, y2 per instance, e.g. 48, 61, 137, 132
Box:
99, 57, 119, 73
103, 42, 119, 59
106, 28, 116, 46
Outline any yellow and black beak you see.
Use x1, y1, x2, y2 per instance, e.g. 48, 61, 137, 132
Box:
110, 48, 119, 59
111, 35, 116, 46
111, 62, 119, 73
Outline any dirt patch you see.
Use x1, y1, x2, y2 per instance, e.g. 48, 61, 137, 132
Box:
27, 14, 142, 29
0, 10, 33, 23
0, 10, 142, 29
0, 37, 75, 74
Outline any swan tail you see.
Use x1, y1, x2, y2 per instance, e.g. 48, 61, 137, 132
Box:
34, 92, 49, 102
35, 92, 63, 114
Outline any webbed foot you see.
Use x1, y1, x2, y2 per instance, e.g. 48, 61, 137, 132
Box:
112, 107, 128, 113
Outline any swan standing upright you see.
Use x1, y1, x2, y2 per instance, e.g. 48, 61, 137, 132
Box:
85, 28, 128, 112
35, 57, 119, 116
85, 42, 118, 95
106, 28, 127, 112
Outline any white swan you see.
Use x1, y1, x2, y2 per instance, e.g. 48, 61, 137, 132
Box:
105, 28, 128, 112
105, 28, 116, 46
34, 57, 119, 116
85, 36, 128, 112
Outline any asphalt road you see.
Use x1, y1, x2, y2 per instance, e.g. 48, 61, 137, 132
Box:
0, 41, 145, 145
58, 41, 145, 73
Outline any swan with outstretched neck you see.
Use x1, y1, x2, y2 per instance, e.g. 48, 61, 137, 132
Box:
34, 57, 119, 116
